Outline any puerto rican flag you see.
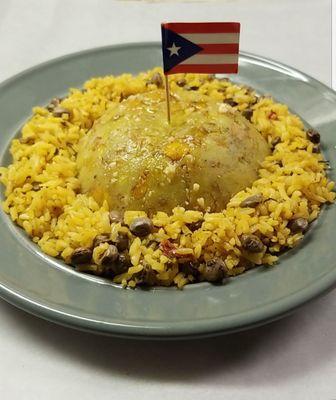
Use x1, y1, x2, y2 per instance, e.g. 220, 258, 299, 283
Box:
161, 22, 240, 75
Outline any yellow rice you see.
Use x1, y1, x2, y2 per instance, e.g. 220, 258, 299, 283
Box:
0, 67, 334, 288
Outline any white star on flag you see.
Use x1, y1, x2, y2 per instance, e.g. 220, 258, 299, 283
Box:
167, 42, 181, 57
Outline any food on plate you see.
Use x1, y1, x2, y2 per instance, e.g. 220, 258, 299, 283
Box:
0, 68, 334, 288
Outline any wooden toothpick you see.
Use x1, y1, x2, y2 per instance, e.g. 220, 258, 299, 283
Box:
164, 75, 171, 124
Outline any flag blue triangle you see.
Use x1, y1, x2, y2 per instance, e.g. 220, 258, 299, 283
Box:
161, 27, 203, 73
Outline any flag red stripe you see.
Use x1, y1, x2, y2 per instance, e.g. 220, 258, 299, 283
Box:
167, 64, 238, 75
163, 22, 240, 34
199, 43, 239, 54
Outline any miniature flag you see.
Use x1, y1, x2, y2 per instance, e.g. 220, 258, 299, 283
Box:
161, 22, 240, 75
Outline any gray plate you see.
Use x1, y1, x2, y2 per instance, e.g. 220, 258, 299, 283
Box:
0, 42, 335, 339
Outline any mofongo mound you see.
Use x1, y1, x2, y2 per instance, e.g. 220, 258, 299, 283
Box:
77, 90, 270, 214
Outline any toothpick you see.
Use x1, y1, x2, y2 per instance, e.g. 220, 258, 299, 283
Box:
164, 75, 171, 124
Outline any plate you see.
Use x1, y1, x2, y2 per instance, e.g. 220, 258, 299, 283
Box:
0, 43, 335, 339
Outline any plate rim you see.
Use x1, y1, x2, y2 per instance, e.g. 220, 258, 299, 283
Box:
0, 41, 334, 94
0, 42, 335, 339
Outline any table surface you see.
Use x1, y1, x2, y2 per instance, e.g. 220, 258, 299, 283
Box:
0, 0, 334, 399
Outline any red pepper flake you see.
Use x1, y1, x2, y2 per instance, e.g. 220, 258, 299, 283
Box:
159, 240, 194, 260
160, 240, 177, 258
268, 111, 278, 120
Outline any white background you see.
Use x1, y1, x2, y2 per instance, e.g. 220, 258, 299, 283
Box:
0, 0, 334, 399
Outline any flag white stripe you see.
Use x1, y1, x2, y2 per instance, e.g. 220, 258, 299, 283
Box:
180, 54, 239, 65
180, 33, 239, 44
